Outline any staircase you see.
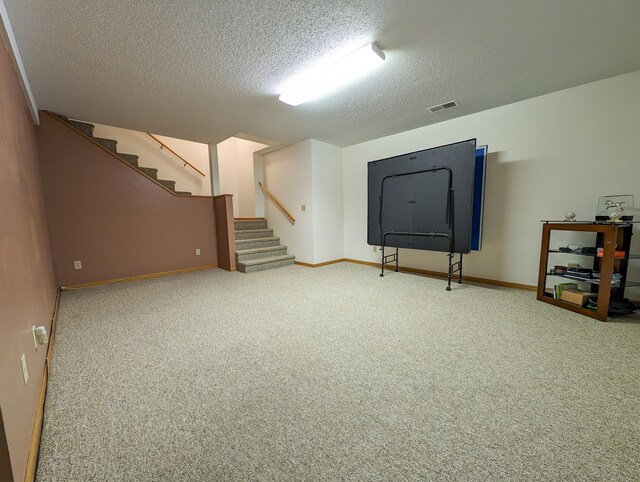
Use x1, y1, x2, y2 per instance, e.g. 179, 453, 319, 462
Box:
54, 114, 192, 195
235, 219, 295, 273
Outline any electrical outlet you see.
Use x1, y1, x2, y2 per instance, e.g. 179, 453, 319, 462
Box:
20, 354, 29, 384
74, 260, 82, 270
301, 204, 306, 212
195, 248, 201, 256
373, 246, 378, 252
32, 326, 38, 350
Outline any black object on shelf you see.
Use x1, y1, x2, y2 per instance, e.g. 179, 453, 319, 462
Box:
586, 298, 637, 315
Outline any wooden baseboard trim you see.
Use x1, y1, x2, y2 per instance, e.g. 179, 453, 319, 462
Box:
24, 288, 61, 482
294, 259, 345, 268
61, 264, 217, 290
342, 258, 536, 291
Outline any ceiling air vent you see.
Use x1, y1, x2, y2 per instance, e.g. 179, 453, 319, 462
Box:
428, 100, 458, 113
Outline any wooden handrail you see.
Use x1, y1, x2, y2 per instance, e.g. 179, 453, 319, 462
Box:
146, 133, 206, 177
258, 182, 296, 225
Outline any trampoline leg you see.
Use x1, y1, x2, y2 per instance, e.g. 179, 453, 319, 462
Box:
395, 248, 399, 272
458, 253, 463, 284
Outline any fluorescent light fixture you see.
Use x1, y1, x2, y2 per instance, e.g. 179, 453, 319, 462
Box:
279, 42, 385, 106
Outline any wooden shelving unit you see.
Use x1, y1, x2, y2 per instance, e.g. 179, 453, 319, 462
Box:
537, 221, 637, 322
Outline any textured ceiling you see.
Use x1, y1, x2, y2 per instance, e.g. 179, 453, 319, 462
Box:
5, 0, 640, 147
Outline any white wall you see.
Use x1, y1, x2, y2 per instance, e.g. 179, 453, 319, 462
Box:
217, 138, 239, 206
261, 139, 343, 264
91, 124, 211, 195
209, 143, 220, 195
263, 140, 314, 263
343, 71, 640, 287
253, 152, 266, 218
311, 140, 344, 264
216, 137, 267, 217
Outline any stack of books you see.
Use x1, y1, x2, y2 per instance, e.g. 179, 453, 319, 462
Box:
564, 268, 593, 281
592, 272, 623, 286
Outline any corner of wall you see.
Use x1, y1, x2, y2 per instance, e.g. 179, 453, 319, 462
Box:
0, 1, 39, 124
310, 139, 344, 264
262, 140, 314, 263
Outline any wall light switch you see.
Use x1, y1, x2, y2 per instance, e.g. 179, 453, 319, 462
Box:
195, 248, 201, 256
301, 204, 306, 212
74, 260, 82, 270
32, 326, 38, 350
373, 246, 378, 252
20, 353, 29, 384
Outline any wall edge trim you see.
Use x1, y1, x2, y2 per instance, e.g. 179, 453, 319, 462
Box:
294, 259, 346, 268
61, 264, 217, 290
24, 288, 60, 482
342, 258, 536, 291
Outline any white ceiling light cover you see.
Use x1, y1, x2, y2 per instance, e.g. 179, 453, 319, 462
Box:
279, 42, 385, 106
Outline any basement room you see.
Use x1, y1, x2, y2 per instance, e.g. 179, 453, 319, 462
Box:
1, 1, 639, 481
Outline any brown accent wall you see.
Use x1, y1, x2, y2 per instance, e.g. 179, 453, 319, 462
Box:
0, 42, 57, 482
214, 194, 236, 271
0, 409, 14, 482
37, 113, 219, 286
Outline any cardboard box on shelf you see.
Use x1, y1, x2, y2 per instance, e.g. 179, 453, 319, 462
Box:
561, 289, 597, 307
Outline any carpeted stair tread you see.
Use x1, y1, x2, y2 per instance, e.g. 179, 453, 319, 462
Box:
158, 179, 176, 191
65, 119, 95, 137
235, 228, 274, 240
175, 191, 192, 196
239, 254, 295, 267
235, 237, 281, 250
236, 245, 288, 256
236, 245, 289, 262
94, 137, 118, 152
118, 153, 139, 167
234, 219, 267, 230
138, 167, 158, 180
236, 236, 280, 245
237, 254, 296, 273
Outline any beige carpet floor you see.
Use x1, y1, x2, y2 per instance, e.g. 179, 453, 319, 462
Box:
36, 263, 640, 481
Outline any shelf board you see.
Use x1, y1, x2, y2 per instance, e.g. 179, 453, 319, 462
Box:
538, 292, 605, 321
546, 273, 640, 288
541, 220, 639, 224
548, 249, 640, 259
